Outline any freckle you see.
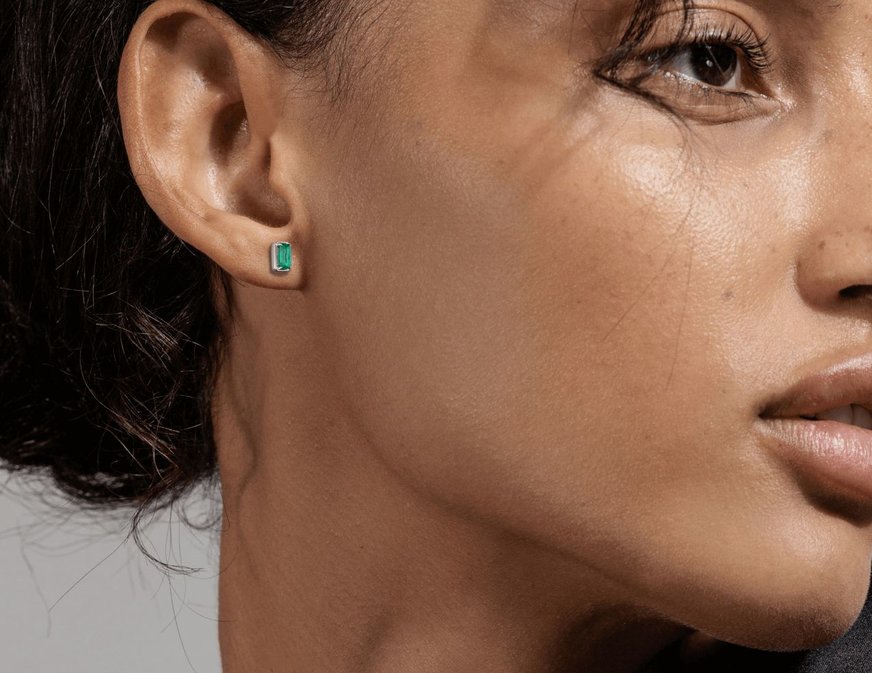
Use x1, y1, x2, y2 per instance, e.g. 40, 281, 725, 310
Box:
836, 230, 844, 237
722, 289, 735, 301
818, 241, 827, 250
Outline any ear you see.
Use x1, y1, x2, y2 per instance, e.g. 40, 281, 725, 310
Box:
117, 0, 308, 289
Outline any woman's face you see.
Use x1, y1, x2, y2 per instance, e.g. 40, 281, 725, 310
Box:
273, 0, 872, 650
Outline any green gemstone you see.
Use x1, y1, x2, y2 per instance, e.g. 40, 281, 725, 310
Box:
272, 242, 292, 272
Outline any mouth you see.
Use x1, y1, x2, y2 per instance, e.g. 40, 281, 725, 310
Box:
756, 353, 872, 510
796, 405, 872, 430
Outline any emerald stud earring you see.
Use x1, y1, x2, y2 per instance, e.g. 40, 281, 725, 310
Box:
270, 241, 293, 272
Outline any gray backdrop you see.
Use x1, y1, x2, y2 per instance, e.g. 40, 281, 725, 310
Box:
0, 473, 222, 673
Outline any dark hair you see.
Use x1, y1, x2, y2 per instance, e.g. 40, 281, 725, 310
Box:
0, 1, 669, 543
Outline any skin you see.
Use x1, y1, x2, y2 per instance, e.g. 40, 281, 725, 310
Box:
116, 0, 872, 671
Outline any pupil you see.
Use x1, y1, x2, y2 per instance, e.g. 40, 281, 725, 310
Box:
689, 44, 737, 86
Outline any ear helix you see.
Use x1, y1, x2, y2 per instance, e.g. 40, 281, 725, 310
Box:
270, 241, 293, 273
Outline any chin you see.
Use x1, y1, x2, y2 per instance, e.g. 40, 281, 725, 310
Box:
656, 532, 872, 653
708, 557, 871, 652
740, 598, 865, 651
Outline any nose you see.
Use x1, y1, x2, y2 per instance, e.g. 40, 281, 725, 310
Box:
795, 117, 872, 311
796, 225, 872, 310
789, 12, 872, 313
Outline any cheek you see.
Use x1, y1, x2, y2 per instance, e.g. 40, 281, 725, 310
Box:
304, 101, 871, 647
308, 115, 754, 534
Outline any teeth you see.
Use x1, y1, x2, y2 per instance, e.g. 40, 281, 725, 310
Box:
815, 405, 872, 430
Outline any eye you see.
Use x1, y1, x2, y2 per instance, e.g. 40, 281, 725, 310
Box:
656, 43, 742, 90
595, 12, 782, 123
638, 22, 774, 98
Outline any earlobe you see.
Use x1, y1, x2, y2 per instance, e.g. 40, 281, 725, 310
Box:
117, 0, 307, 289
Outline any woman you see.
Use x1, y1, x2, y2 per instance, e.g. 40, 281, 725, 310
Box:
3, 0, 872, 670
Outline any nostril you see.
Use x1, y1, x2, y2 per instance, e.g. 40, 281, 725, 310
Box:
839, 285, 872, 300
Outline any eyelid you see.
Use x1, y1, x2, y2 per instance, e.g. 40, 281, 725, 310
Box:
649, 71, 772, 124
644, 3, 771, 49
637, 63, 781, 125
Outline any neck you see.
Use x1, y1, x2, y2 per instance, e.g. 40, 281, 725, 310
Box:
215, 433, 691, 673
211, 291, 692, 673
216, 461, 690, 673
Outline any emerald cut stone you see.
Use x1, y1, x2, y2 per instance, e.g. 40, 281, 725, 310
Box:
271, 242, 292, 272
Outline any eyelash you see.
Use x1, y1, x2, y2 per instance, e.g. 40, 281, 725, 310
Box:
655, 23, 772, 73
594, 14, 780, 122
639, 22, 774, 99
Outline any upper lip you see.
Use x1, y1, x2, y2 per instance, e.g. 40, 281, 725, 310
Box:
758, 351, 872, 419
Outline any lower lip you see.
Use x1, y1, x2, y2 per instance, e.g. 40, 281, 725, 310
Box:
756, 418, 872, 504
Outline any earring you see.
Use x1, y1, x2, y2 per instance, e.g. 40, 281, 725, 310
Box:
270, 241, 293, 273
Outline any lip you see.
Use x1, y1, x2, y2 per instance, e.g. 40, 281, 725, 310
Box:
757, 351, 872, 506
755, 417, 872, 505
758, 351, 872, 420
